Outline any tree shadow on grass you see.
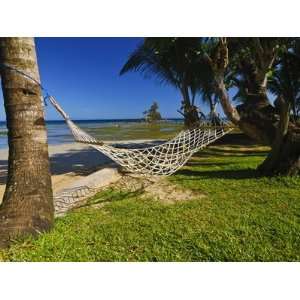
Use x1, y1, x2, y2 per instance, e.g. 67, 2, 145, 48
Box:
193, 148, 268, 158
175, 168, 260, 180
211, 132, 258, 146
186, 161, 241, 167
206, 147, 269, 156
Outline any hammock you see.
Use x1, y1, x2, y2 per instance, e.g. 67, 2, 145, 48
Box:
49, 96, 233, 176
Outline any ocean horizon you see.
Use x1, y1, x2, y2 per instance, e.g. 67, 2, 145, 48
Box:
0, 118, 184, 149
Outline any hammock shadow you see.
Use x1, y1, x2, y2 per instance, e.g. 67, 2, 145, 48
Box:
175, 168, 260, 180
0, 139, 174, 186
0, 147, 115, 188
49, 140, 167, 176
49, 147, 114, 176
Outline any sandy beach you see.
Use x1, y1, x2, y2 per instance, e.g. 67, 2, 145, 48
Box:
0, 143, 114, 202
0, 139, 162, 203
0, 119, 179, 203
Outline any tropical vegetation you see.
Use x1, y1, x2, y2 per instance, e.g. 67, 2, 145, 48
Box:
121, 37, 300, 176
1, 132, 299, 261
143, 101, 162, 123
0, 37, 299, 251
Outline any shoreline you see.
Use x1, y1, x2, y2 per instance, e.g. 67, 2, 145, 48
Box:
0, 142, 110, 202
0, 140, 163, 203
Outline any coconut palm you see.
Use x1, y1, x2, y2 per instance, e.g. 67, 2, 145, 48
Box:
120, 38, 204, 128
122, 37, 300, 175
0, 38, 54, 247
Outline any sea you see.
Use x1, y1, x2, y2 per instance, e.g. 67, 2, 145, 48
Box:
0, 119, 183, 149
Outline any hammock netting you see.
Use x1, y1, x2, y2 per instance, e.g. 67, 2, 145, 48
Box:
49, 96, 233, 176
0, 63, 233, 176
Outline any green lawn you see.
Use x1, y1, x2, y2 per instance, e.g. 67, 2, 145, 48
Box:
1, 135, 300, 261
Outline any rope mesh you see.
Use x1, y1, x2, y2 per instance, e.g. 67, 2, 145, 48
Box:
49, 96, 233, 176
0, 64, 233, 176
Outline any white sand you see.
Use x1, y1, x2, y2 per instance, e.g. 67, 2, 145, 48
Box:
0, 139, 164, 203
0, 142, 115, 202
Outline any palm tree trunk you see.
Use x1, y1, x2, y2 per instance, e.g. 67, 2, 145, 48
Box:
211, 39, 300, 176
180, 85, 200, 128
0, 38, 54, 248
257, 97, 300, 176
217, 75, 300, 175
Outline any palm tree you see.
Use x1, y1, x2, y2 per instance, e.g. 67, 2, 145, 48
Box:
203, 37, 300, 175
268, 44, 300, 121
120, 38, 203, 128
0, 38, 54, 247
195, 67, 222, 124
122, 37, 300, 175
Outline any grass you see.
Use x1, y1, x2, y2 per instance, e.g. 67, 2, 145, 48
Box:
0, 134, 300, 261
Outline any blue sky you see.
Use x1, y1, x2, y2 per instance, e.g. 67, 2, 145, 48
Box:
0, 37, 227, 121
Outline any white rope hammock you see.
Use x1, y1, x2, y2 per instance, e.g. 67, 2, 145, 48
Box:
49, 96, 233, 176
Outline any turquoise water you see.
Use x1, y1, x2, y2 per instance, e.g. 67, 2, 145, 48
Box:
0, 119, 183, 149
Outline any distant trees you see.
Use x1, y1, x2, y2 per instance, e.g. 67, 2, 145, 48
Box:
120, 38, 204, 128
0, 38, 54, 247
143, 101, 162, 123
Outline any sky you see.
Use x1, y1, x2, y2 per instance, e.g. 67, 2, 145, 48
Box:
0, 37, 226, 121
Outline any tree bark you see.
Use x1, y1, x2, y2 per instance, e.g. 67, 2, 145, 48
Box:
180, 85, 200, 128
208, 95, 222, 125
0, 38, 54, 248
207, 38, 300, 176
256, 97, 300, 175
217, 80, 300, 175
215, 75, 240, 125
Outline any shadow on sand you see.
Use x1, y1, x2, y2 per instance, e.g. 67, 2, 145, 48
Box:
0, 133, 267, 185
49, 147, 113, 176
0, 147, 115, 186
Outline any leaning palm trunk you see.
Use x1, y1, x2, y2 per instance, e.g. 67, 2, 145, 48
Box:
217, 75, 300, 176
213, 41, 300, 176
0, 38, 53, 247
